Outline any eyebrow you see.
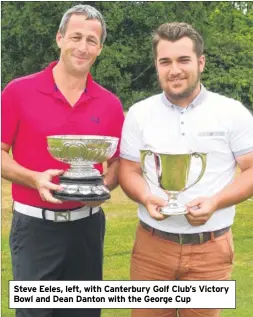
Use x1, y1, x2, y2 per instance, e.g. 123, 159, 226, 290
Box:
158, 58, 169, 63
87, 35, 98, 40
158, 56, 191, 62
69, 32, 82, 36
178, 56, 191, 59
69, 33, 98, 40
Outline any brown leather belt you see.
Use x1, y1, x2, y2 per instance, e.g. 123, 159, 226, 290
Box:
140, 220, 230, 245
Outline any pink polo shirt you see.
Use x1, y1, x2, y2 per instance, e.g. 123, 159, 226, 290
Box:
2, 61, 125, 210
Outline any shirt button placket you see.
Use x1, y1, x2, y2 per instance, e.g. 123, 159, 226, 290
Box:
180, 111, 185, 136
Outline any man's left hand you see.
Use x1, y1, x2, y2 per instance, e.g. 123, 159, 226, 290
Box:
185, 197, 217, 226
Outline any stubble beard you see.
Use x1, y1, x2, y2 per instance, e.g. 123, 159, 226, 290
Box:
163, 71, 201, 102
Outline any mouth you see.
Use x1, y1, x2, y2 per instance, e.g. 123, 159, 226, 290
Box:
73, 56, 89, 61
169, 78, 186, 82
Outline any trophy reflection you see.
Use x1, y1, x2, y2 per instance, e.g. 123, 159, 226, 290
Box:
141, 151, 207, 215
47, 135, 119, 201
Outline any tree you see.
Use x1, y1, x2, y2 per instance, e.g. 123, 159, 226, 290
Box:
2, 1, 252, 109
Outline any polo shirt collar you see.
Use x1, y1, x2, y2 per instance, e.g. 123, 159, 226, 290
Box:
37, 61, 97, 98
36, 61, 57, 94
161, 84, 208, 109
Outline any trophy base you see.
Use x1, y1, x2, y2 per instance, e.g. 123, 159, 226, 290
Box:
53, 176, 110, 202
160, 206, 188, 216
53, 191, 110, 201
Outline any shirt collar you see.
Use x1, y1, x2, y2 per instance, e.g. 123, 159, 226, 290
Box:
37, 61, 95, 97
161, 84, 208, 110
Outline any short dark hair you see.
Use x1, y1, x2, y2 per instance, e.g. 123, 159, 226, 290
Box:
152, 22, 204, 59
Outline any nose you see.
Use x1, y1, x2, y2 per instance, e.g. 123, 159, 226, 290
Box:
170, 62, 181, 76
77, 39, 88, 53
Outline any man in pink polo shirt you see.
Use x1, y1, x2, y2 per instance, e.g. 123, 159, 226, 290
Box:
1, 4, 124, 317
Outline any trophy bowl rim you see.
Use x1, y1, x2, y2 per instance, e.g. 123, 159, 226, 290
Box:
140, 149, 207, 155
47, 135, 119, 143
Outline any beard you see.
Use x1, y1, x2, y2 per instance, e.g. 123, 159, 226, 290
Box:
161, 71, 201, 102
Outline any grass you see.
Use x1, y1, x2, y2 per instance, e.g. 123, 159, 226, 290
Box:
1, 179, 253, 317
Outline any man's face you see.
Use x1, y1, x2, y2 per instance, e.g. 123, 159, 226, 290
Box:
155, 37, 205, 102
56, 14, 103, 75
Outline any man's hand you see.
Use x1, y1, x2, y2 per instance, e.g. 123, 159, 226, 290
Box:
34, 169, 64, 204
143, 194, 168, 221
185, 197, 217, 226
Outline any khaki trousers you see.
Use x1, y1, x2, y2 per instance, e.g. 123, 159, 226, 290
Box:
131, 224, 234, 317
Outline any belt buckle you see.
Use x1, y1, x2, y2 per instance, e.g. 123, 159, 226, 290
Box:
179, 234, 183, 244
54, 211, 71, 222
198, 232, 204, 244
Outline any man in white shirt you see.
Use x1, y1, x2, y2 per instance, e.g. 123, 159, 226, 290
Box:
119, 22, 253, 317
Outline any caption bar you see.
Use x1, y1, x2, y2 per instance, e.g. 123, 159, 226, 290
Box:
9, 280, 236, 309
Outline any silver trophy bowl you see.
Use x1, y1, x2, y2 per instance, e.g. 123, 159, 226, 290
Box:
47, 135, 119, 201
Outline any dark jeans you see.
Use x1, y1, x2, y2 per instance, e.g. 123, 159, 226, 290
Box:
10, 208, 105, 317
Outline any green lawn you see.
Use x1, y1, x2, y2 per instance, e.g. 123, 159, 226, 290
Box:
1, 180, 253, 317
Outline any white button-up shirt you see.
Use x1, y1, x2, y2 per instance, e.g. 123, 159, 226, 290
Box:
120, 86, 253, 233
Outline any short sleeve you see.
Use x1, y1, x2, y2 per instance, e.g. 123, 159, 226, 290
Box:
229, 104, 253, 156
109, 97, 125, 159
1, 81, 20, 146
120, 106, 143, 162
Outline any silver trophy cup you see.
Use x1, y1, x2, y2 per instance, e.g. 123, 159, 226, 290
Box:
141, 151, 207, 215
47, 135, 119, 201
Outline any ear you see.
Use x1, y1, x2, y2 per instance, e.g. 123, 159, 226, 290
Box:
154, 58, 158, 71
199, 55, 206, 73
56, 31, 63, 49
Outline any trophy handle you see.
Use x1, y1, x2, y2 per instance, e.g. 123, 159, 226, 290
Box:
183, 152, 206, 191
154, 153, 163, 186
141, 151, 162, 186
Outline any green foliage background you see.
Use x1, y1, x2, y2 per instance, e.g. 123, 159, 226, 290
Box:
2, 1, 253, 110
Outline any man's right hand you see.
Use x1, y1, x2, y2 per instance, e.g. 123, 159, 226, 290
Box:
34, 169, 64, 204
143, 194, 168, 221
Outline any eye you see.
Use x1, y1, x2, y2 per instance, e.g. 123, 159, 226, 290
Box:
71, 36, 81, 41
88, 38, 98, 45
159, 60, 170, 65
180, 59, 191, 63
